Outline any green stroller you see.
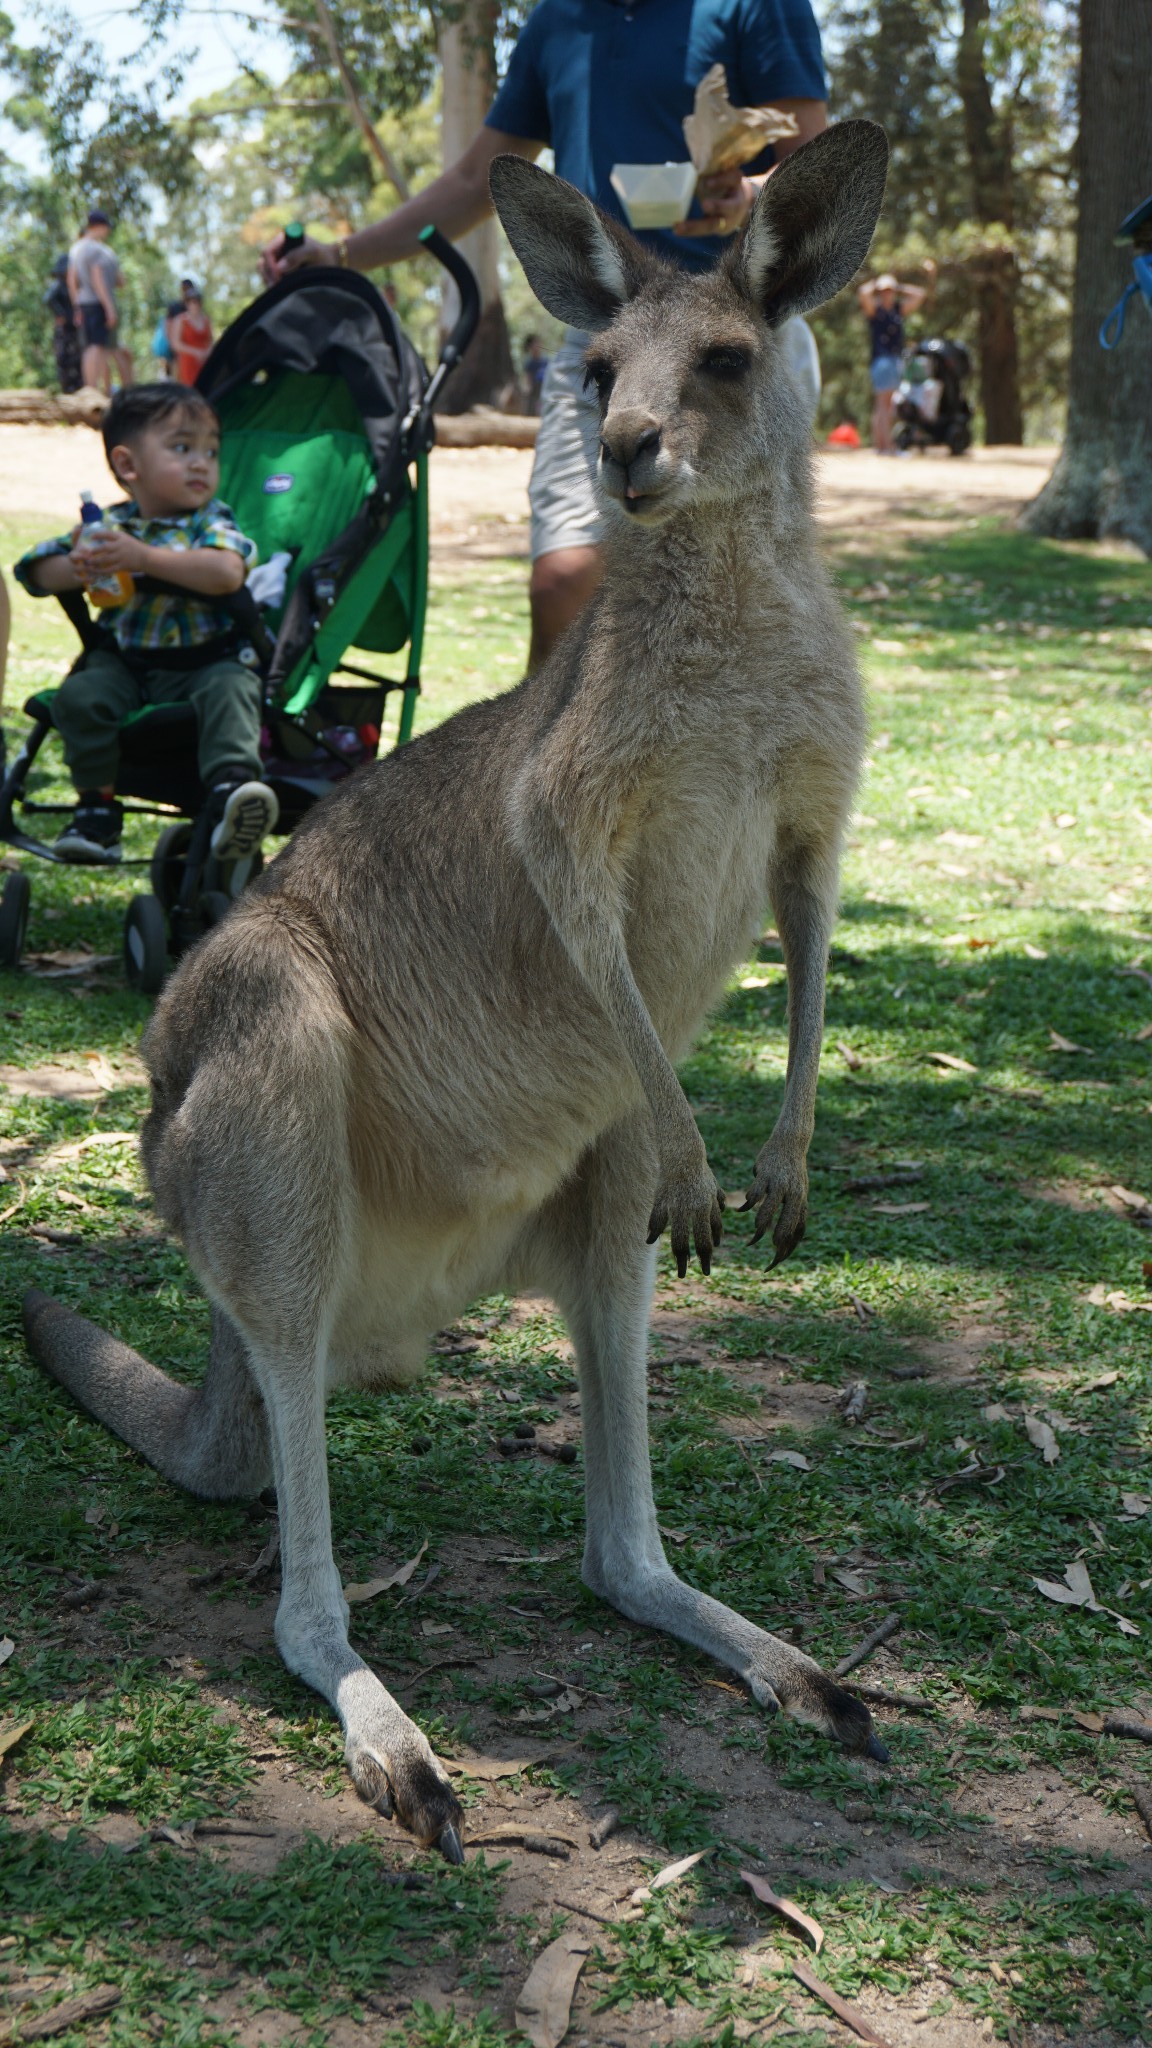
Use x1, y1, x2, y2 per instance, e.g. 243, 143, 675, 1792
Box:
0, 230, 479, 993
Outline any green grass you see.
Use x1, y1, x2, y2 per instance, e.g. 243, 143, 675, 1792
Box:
2, 512, 1150, 2042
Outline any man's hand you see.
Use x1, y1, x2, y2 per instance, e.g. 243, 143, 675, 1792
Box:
675, 165, 757, 239
259, 232, 326, 286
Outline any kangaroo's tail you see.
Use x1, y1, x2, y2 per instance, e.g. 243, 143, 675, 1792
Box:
23, 1290, 271, 1500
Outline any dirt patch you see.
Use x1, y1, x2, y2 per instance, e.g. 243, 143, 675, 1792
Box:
0, 1056, 148, 1101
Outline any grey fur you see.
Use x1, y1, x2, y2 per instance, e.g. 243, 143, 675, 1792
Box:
23, 121, 892, 1857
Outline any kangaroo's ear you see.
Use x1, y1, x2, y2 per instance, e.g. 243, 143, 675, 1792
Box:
730, 120, 889, 328
489, 155, 655, 331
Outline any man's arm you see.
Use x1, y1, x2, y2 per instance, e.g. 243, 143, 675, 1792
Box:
93, 262, 117, 328
263, 126, 543, 280
676, 98, 827, 238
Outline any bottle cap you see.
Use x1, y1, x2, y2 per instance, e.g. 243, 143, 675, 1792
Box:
80, 492, 101, 522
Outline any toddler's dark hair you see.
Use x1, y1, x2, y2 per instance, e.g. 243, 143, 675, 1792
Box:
102, 382, 219, 466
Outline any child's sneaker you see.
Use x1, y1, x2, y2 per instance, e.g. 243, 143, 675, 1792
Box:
209, 779, 279, 861
56, 795, 124, 864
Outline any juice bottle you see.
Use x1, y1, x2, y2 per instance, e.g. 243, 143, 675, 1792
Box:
79, 492, 135, 609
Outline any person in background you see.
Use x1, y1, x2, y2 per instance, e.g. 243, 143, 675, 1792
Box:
45, 256, 82, 393
522, 333, 548, 417
67, 209, 134, 394
857, 262, 935, 453
168, 279, 214, 387
260, 0, 828, 671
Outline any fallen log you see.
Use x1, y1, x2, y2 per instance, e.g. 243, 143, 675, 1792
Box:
434, 409, 538, 449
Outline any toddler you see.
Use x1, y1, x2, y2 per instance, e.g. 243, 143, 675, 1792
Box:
16, 382, 278, 865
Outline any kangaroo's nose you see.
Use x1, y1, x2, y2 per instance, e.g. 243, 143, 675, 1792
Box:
600, 411, 661, 472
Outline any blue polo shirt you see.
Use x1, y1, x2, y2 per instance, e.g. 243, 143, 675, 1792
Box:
486, 0, 826, 271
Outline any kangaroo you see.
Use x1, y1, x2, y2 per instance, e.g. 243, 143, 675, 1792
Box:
24, 120, 890, 1866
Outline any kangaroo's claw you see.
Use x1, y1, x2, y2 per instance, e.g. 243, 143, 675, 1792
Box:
438, 1822, 465, 1865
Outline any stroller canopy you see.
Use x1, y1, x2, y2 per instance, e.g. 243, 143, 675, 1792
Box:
196, 268, 428, 681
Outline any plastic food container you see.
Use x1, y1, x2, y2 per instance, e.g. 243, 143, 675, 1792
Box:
610, 162, 698, 231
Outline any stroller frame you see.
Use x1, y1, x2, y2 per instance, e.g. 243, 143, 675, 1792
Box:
0, 229, 478, 990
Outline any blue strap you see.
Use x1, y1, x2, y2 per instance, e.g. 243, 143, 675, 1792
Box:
1100, 281, 1137, 350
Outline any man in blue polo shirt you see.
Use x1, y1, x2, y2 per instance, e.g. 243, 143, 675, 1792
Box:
267, 0, 827, 667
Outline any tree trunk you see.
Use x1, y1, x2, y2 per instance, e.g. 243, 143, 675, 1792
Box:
435, 0, 516, 413
1023, 0, 1152, 552
956, 0, 1023, 443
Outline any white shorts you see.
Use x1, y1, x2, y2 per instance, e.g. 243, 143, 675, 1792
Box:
527, 319, 822, 563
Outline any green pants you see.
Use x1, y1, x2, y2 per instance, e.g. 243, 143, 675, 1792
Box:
53, 646, 264, 794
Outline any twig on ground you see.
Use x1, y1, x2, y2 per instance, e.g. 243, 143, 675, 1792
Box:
194, 1818, 277, 1838
1131, 1784, 1152, 1841
848, 1682, 936, 1715
834, 1613, 902, 1678
555, 1896, 619, 1926
0, 1986, 121, 2044
1103, 1714, 1152, 1745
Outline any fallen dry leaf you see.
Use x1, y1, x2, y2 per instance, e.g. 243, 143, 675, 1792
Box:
0, 1718, 33, 1763
0, 1638, 13, 1669
343, 1539, 428, 1605
1049, 1029, 1094, 1055
1135, 1021, 1152, 1043
791, 1957, 893, 2046
420, 1620, 453, 1637
831, 1568, 870, 1597
630, 1846, 714, 1903
983, 1402, 1013, 1423
514, 1930, 591, 2048
740, 1869, 824, 1952
444, 1753, 549, 1782
767, 1449, 810, 1471
1080, 1370, 1120, 1392
1072, 1710, 1106, 1733
928, 1051, 977, 1073
1024, 1413, 1060, 1464
1019, 1704, 1062, 1723
836, 1041, 864, 1071
1120, 1493, 1150, 1519
1024, 942, 1048, 960
871, 638, 907, 657
1033, 1559, 1140, 1636
872, 1199, 931, 1215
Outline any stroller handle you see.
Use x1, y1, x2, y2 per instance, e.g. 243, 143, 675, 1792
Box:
419, 224, 482, 369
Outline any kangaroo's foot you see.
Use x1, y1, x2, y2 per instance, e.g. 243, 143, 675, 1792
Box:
587, 1556, 887, 1760
277, 1609, 465, 1861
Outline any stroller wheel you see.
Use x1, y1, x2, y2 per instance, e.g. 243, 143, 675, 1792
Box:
150, 821, 195, 913
124, 894, 168, 996
0, 871, 31, 970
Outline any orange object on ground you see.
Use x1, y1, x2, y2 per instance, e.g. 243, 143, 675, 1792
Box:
827, 422, 862, 447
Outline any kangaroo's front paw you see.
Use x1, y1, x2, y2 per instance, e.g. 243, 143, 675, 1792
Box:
744, 1142, 808, 1268
648, 1154, 724, 1278
746, 1639, 888, 1763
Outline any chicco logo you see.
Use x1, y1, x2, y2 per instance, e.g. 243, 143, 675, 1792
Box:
263, 473, 295, 494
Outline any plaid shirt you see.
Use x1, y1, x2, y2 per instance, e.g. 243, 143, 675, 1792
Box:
15, 498, 258, 655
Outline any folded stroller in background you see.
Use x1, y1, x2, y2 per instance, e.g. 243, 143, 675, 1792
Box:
893, 337, 973, 456
0, 230, 479, 992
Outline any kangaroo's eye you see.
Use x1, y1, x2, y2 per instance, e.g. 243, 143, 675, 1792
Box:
699, 348, 752, 379
583, 358, 614, 400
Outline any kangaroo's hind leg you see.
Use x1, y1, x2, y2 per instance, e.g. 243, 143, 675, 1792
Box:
537, 1116, 887, 1759
237, 1317, 464, 1862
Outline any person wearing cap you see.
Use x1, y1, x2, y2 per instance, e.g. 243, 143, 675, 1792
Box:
67, 209, 134, 394
168, 278, 214, 387
260, 0, 828, 671
857, 263, 935, 453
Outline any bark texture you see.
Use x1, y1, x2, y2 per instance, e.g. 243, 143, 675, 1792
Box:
956, 0, 1023, 444
435, 0, 516, 413
1023, 0, 1152, 551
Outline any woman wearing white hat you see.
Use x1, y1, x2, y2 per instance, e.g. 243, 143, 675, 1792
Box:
858, 262, 936, 452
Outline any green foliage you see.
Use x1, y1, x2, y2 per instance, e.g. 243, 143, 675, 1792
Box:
0, 4, 197, 386
812, 0, 1075, 440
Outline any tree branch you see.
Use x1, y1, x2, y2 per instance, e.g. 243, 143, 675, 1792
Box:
306, 0, 411, 201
